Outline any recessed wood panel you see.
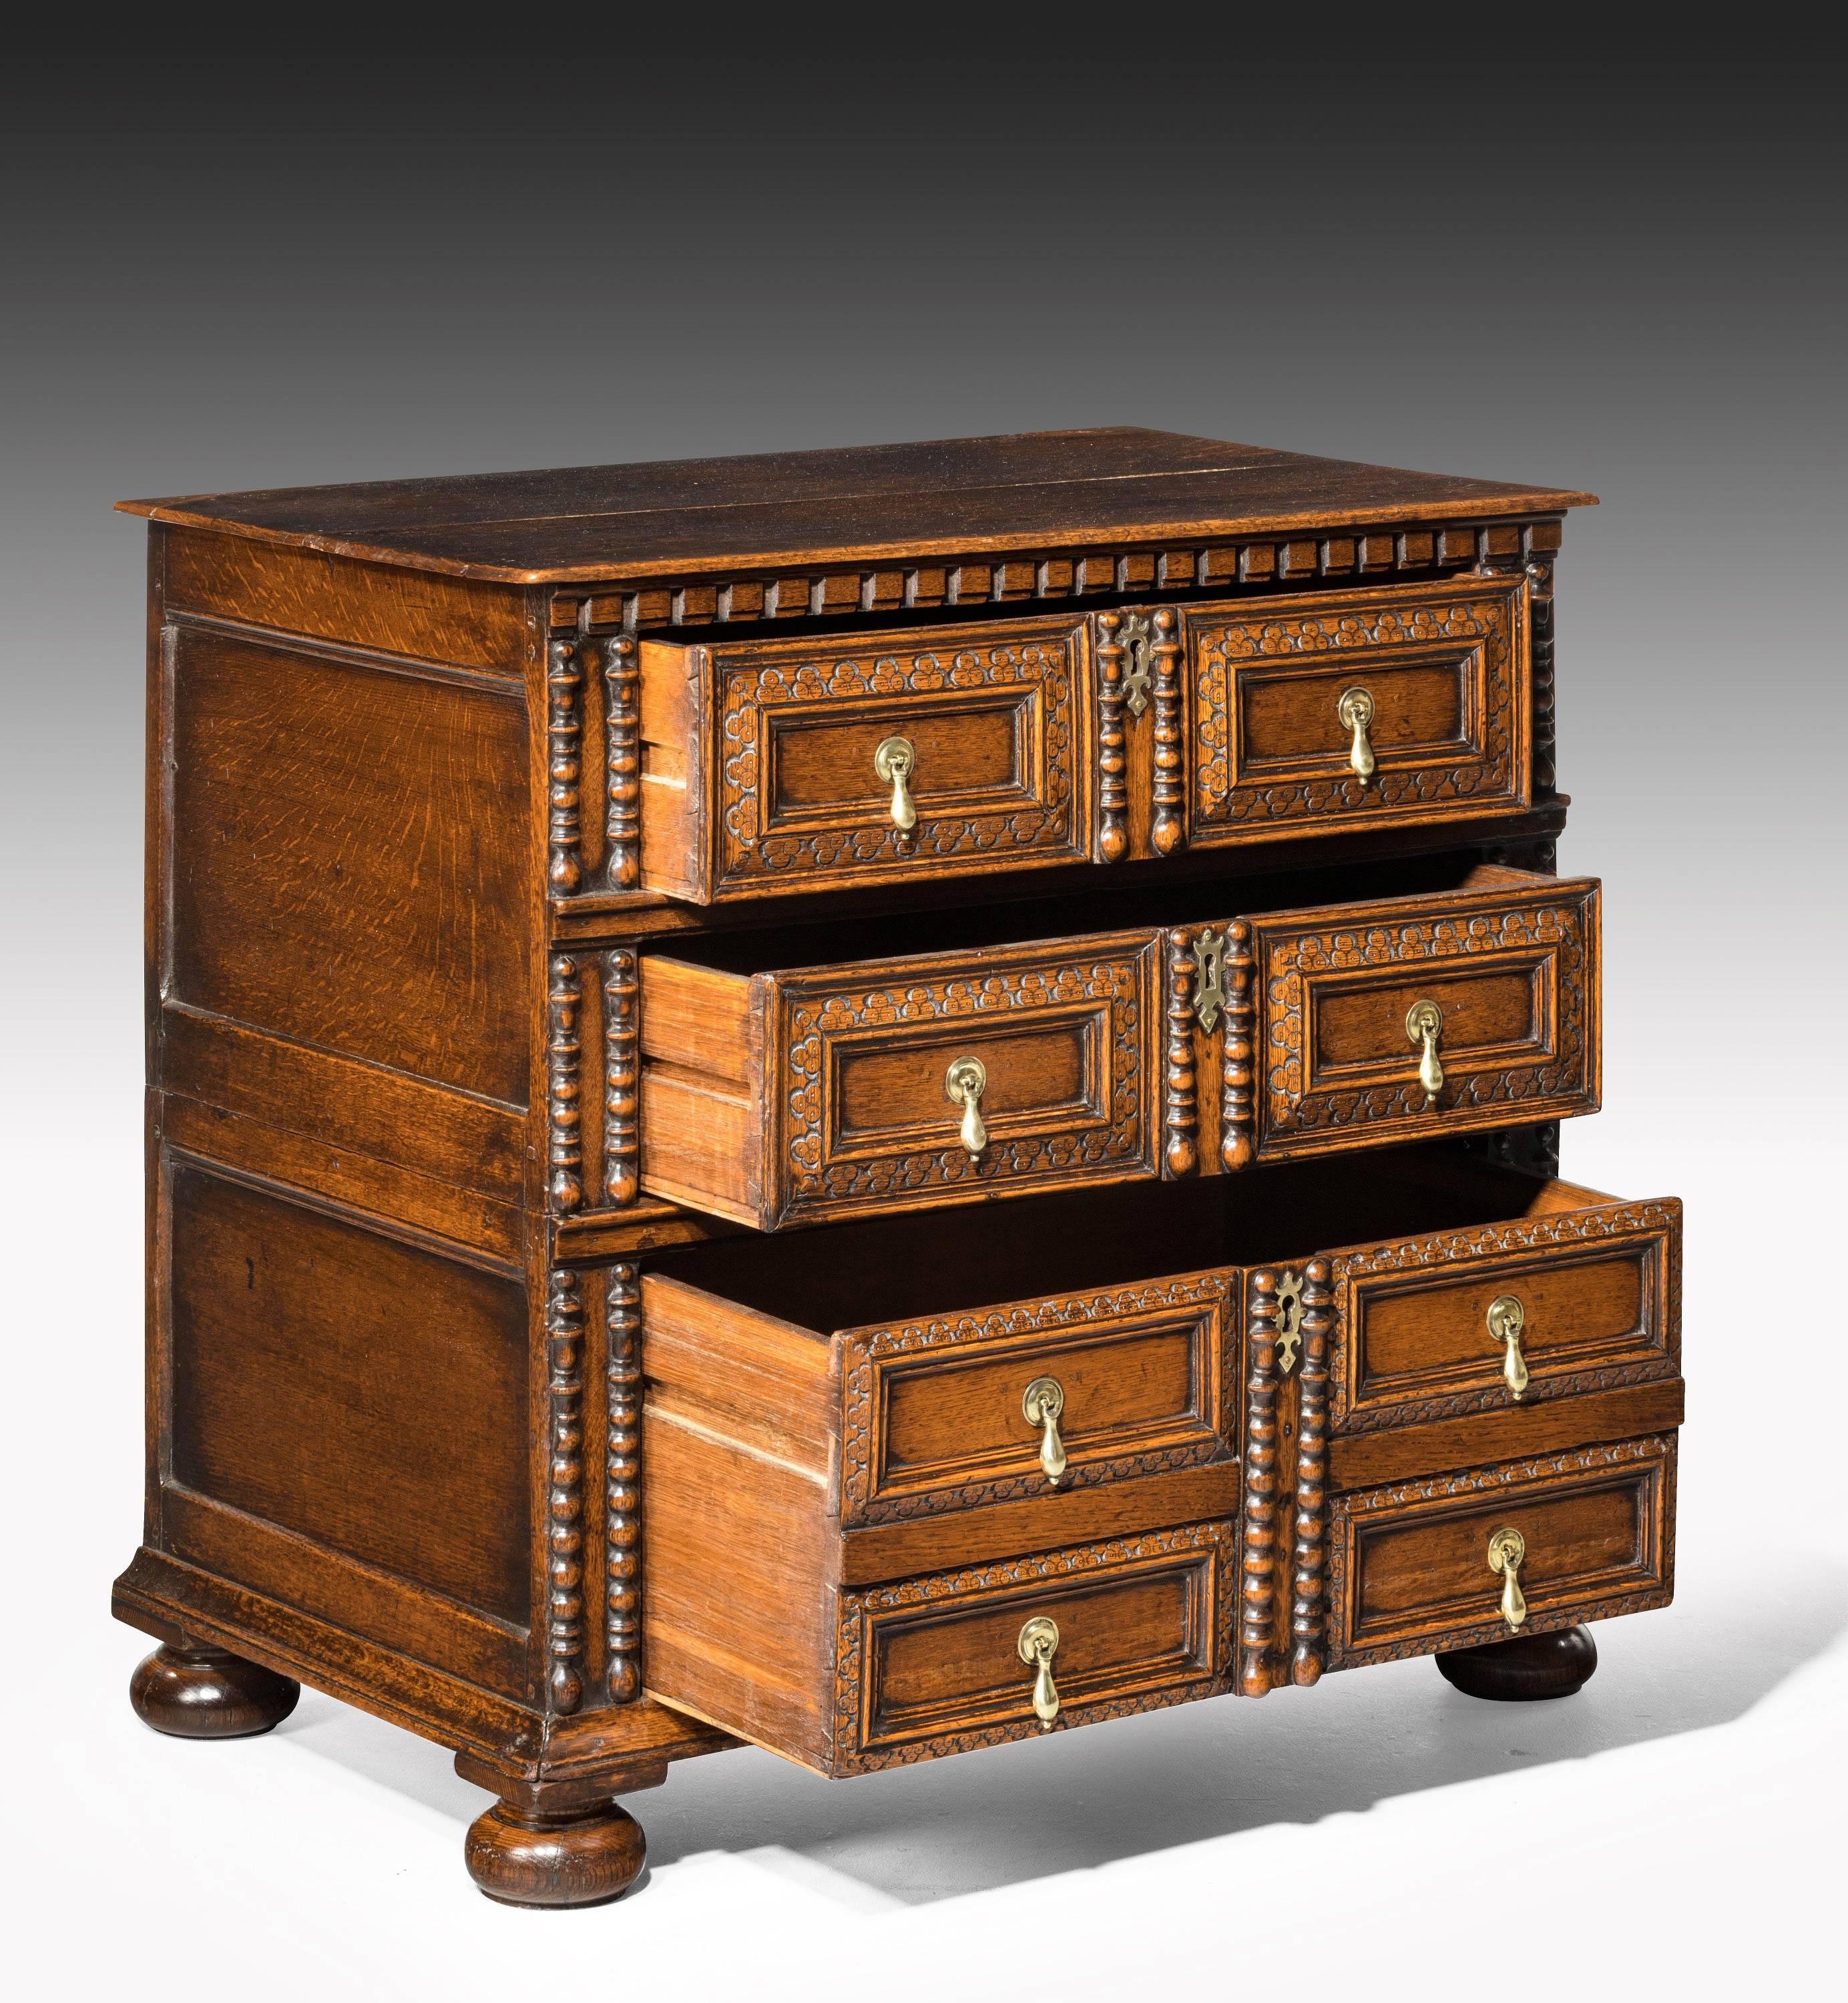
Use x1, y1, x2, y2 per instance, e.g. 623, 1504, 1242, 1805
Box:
831, 1009, 1100, 1149
765, 695, 1025, 817
166, 1166, 531, 1628
1332, 1436, 1672, 1663
168, 624, 531, 1105
1187, 575, 1530, 845
841, 1277, 1234, 1524
1329, 1194, 1679, 1430
864, 1566, 1202, 1747
1238, 654, 1469, 770
1254, 870, 1599, 1158
1313, 965, 1539, 1073
637, 614, 1087, 904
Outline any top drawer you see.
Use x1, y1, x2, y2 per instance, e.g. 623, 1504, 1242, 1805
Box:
624, 576, 1533, 905
1185, 574, 1530, 846
638, 615, 1090, 902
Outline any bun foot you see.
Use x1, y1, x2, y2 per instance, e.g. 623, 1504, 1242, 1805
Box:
1437, 1623, 1598, 1701
465, 1800, 645, 1909
130, 1642, 300, 1738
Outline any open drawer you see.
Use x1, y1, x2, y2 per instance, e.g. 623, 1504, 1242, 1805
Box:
639, 1144, 1682, 1773
637, 862, 1600, 1229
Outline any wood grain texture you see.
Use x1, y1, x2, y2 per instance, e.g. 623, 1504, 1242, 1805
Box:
166, 622, 532, 1106
1187, 575, 1530, 845
1326, 1192, 1681, 1432
165, 1164, 530, 1632
122, 429, 1595, 583
1253, 868, 1600, 1158
1325, 1434, 1675, 1669
161, 525, 530, 669
837, 1273, 1236, 1525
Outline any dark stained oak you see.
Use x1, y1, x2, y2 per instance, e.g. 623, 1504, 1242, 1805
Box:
130, 1643, 300, 1739
120, 428, 1596, 583
111, 427, 1676, 1910
1437, 1624, 1598, 1701
465, 1799, 646, 1909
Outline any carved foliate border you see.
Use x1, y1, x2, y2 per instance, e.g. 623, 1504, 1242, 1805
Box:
713, 629, 1085, 887
1328, 1199, 1683, 1433
1256, 884, 1596, 1147
1324, 1434, 1676, 1670
1188, 579, 1526, 831
837, 1273, 1236, 1526
829, 1521, 1235, 1775
774, 943, 1158, 1222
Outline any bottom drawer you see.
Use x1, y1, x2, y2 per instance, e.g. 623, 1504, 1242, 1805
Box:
1326, 1433, 1675, 1668
837, 1523, 1232, 1773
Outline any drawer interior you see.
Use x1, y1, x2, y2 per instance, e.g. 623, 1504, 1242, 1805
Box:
648, 853, 1532, 979
650, 1140, 1572, 1333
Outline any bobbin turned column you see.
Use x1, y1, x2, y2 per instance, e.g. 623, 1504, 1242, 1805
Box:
1436, 1625, 1599, 1701
130, 1642, 300, 1739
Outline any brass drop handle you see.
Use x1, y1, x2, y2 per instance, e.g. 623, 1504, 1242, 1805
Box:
1405, 999, 1445, 1108
873, 734, 918, 833
1487, 1294, 1530, 1401
1017, 1615, 1062, 1730
945, 1056, 988, 1159
1337, 686, 1377, 783
1487, 1527, 1528, 1630
1021, 1376, 1068, 1486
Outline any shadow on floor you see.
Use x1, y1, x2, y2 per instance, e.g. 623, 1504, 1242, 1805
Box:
281, 1556, 1848, 1906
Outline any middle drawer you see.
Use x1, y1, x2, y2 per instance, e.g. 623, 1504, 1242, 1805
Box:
638, 862, 1601, 1229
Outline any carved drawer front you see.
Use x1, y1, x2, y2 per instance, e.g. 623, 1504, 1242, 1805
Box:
1328, 1186, 1681, 1433
1251, 865, 1600, 1159
833, 1522, 1233, 1775
1185, 574, 1530, 846
640, 931, 1161, 1229
1327, 1433, 1674, 1669
839, 1275, 1236, 1526
638, 614, 1089, 903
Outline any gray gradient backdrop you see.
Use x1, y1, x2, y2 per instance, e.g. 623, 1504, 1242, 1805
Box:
3, 45, 1843, 1977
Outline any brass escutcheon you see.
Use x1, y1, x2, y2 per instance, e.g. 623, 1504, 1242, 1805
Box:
945, 1056, 989, 1159
1017, 1615, 1062, 1729
873, 734, 917, 833
1336, 685, 1377, 783
1192, 928, 1228, 1033
1405, 999, 1445, 1108
1487, 1526, 1528, 1630
1276, 1269, 1305, 1376
1021, 1375, 1068, 1486
1487, 1294, 1530, 1401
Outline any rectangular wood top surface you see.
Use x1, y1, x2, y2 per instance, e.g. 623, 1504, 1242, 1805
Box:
119, 427, 1596, 584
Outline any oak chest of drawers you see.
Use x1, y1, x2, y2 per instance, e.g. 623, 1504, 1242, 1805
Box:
113, 428, 1682, 1904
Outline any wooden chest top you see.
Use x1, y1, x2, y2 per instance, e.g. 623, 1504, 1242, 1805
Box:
118, 427, 1596, 583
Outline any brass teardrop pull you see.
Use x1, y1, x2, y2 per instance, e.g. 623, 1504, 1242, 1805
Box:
1487, 1294, 1530, 1401
1016, 1616, 1061, 1729
1021, 1375, 1068, 1485
873, 734, 917, 833
945, 1056, 988, 1159
1336, 686, 1377, 783
1405, 999, 1445, 1108
1487, 1527, 1528, 1630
